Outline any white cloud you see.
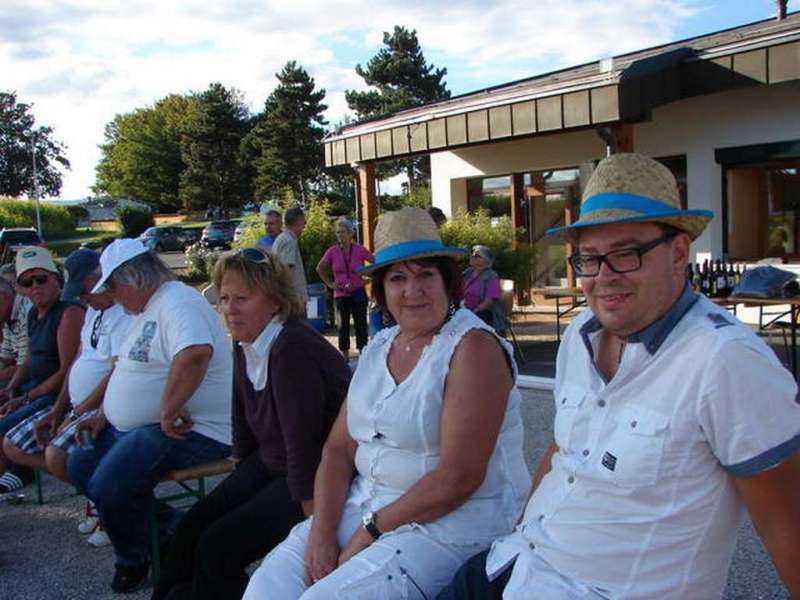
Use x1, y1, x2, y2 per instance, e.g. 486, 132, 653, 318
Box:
2, 0, 721, 198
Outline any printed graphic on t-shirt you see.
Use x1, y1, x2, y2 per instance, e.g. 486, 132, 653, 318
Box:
129, 321, 157, 362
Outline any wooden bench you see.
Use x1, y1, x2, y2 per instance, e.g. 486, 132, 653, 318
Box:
149, 458, 235, 583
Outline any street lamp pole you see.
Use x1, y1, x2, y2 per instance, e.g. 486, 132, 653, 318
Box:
30, 136, 44, 240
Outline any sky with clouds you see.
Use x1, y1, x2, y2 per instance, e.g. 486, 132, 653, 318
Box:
2, 0, 798, 200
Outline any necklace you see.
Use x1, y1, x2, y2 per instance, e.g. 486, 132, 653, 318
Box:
395, 330, 433, 352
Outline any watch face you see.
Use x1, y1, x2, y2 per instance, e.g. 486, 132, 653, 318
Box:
361, 512, 372, 526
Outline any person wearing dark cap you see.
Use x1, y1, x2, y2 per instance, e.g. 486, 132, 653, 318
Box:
428, 206, 447, 229
0, 246, 84, 493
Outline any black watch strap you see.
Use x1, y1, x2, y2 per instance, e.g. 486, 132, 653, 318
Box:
362, 513, 381, 540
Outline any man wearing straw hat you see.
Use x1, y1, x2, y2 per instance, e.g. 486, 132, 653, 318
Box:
438, 153, 800, 599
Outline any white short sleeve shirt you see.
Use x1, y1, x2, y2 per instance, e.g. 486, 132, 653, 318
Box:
104, 282, 233, 445
488, 287, 800, 599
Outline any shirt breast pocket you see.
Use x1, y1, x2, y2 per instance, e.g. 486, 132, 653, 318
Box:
553, 385, 586, 452
601, 405, 669, 488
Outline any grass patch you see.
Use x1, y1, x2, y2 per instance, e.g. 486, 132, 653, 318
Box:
48, 228, 119, 257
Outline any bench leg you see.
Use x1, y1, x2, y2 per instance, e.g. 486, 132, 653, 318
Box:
34, 469, 43, 505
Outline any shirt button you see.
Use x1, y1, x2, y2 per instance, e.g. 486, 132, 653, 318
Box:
538, 514, 545, 522
597, 399, 606, 407
567, 476, 575, 484
561, 397, 567, 405
582, 449, 590, 457
631, 420, 638, 429
529, 542, 535, 550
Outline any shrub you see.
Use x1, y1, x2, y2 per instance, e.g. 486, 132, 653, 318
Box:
230, 215, 264, 250
441, 208, 537, 291
183, 242, 221, 281
0, 198, 76, 239
298, 200, 336, 284
114, 204, 154, 238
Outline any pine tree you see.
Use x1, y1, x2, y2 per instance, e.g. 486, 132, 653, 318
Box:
180, 83, 251, 211
345, 26, 449, 187
0, 91, 70, 198
243, 62, 328, 205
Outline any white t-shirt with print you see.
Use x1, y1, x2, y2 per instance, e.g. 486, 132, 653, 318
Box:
68, 303, 132, 407
104, 281, 232, 445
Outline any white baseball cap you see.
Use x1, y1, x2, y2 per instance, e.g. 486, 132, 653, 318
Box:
92, 238, 149, 293
16, 246, 58, 281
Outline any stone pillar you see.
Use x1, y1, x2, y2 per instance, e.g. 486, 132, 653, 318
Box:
357, 164, 378, 251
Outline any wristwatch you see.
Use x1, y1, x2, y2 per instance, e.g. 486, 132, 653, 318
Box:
361, 511, 381, 540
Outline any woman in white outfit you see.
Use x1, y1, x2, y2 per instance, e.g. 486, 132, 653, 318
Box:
244, 207, 530, 600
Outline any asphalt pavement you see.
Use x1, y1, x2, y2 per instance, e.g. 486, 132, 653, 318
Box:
0, 388, 789, 599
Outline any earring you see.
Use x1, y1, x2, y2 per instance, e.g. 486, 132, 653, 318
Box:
448, 302, 457, 317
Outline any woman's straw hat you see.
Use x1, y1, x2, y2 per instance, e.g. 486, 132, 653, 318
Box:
547, 153, 713, 240
357, 207, 466, 274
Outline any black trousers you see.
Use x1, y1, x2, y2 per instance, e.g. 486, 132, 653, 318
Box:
435, 550, 514, 600
335, 288, 369, 353
151, 453, 305, 600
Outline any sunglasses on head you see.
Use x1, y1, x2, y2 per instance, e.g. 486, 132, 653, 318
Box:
18, 274, 50, 288
236, 247, 271, 264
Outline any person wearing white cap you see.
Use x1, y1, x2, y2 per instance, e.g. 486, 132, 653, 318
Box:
437, 153, 800, 599
66, 239, 233, 594
0, 246, 85, 494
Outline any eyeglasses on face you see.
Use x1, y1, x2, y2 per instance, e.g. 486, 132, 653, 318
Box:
18, 274, 50, 288
569, 233, 676, 277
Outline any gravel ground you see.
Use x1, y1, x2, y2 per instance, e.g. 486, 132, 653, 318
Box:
0, 389, 789, 599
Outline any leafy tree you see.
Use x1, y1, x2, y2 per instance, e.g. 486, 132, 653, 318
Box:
114, 204, 154, 237
243, 62, 328, 205
345, 26, 449, 187
180, 83, 251, 211
0, 91, 70, 198
94, 94, 197, 211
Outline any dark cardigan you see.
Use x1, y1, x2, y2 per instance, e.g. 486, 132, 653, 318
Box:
232, 318, 351, 501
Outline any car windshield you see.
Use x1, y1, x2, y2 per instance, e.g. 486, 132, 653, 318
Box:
142, 228, 159, 236
2, 231, 41, 244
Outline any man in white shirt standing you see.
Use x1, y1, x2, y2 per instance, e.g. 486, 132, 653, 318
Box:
271, 206, 307, 303
67, 239, 232, 594
437, 153, 800, 599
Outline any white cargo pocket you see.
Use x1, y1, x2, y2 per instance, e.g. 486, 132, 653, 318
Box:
600, 405, 669, 488
552, 385, 586, 452
336, 552, 411, 600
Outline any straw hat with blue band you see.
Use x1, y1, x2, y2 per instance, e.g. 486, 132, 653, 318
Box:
357, 207, 466, 275
546, 153, 714, 241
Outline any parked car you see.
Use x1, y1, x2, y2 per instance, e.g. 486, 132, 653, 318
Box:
0, 228, 44, 262
177, 226, 204, 248
201, 220, 238, 249
139, 226, 185, 252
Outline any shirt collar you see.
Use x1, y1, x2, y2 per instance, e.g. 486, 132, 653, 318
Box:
580, 282, 698, 357
239, 315, 285, 357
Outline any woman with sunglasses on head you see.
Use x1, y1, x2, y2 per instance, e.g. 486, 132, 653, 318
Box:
243, 208, 529, 600
462, 245, 504, 331
152, 247, 351, 600
316, 218, 374, 358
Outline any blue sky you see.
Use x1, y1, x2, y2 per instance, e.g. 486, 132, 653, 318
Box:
1, 0, 797, 199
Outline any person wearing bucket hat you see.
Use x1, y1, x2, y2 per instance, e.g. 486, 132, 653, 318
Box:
243, 207, 529, 600
67, 239, 233, 593
0, 246, 84, 494
437, 154, 800, 600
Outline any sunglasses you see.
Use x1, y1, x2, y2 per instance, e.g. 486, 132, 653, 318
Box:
90, 310, 104, 349
236, 247, 272, 264
18, 274, 50, 288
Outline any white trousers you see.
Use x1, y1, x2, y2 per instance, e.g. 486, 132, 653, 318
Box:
243, 504, 482, 600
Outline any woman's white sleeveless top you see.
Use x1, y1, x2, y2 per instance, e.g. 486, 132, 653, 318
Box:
346, 308, 530, 546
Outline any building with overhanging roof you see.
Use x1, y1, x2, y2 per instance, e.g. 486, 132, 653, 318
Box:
324, 10, 800, 292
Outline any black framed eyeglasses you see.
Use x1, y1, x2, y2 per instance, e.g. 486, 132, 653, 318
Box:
569, 233, 677, 277
236, 247, 271, 264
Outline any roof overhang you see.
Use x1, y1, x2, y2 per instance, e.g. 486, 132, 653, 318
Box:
324, 13, 800, 168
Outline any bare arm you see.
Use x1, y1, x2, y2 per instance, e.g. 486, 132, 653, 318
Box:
734, 452, 800, 598
159, 344, 213, 439
316, 259, 335, 290
304, 403, 357, 583
338, 329, 512, 563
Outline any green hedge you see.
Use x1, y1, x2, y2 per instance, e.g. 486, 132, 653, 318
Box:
0, 198, 76, 239
114, 204, 154, 238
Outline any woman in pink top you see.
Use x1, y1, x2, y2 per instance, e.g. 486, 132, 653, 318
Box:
462, 245, 503, 330
316, 218, 374, 356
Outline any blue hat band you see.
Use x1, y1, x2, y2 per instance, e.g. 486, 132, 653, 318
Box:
581, 192, 682, 218
373, 239, 455, 265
